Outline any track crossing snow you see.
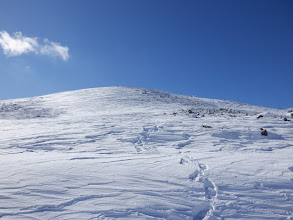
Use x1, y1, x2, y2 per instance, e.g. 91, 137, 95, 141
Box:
0, 87, 292, 219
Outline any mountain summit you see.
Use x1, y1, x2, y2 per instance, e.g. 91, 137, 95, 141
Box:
0, 87, 292, 219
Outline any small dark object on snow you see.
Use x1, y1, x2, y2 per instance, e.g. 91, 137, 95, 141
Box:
261, 130, 268, 136
187, 109, 194, 114
173, 112, 177, 116
257, 115, 263, 119
284, 117, 290, 121
202, 125, 212, 128
260, 128, 264, 131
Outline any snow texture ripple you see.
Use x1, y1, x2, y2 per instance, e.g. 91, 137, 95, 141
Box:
0, 86, 292, 219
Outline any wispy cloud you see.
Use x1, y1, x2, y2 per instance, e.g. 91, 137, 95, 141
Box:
0, 31, 69, 61
40, 39, 69, 61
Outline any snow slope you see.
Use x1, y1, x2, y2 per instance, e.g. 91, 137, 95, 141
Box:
0, 86, 292, 219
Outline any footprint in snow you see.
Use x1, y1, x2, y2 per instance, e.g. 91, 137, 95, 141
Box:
192, 202, 212, 220
199, 163, 208, 170
201, 178, 217, 200
189, 170, 201, 181
179, 157, 192, 165
187, 163, 216, 199
179, 156, 205, 167
185, 161, 217, 219
134, 126, 159, 153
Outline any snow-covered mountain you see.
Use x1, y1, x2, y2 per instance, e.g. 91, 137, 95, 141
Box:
0, 86, 292, 219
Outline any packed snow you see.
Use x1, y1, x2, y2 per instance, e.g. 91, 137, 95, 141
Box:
0, 86, 292, 219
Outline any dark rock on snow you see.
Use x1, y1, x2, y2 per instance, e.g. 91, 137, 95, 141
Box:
261, 130, 268, 136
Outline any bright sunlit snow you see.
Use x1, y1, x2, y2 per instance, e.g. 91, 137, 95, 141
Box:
0, 87, 292, 219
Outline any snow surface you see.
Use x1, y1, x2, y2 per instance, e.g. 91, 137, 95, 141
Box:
0, 86, 292, 219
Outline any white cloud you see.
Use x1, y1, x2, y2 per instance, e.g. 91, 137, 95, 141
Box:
0, 31, 38, 56
40, 39, 69, 61
0, 31, 69, 61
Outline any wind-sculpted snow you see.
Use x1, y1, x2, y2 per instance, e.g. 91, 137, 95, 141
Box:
0, 98, 60, 119
0, 86, 292, 219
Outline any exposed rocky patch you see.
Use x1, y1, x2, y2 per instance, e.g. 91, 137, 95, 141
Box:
0, 99, 59, 119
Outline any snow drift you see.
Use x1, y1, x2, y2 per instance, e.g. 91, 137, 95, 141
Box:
0, 86, 292, 219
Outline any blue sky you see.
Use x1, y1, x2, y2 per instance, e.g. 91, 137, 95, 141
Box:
0, 0, 292, 109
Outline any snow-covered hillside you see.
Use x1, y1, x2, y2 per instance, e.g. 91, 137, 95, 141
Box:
0, 86, 292, 219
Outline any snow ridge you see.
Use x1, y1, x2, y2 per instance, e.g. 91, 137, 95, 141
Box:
0, 87, 292, 219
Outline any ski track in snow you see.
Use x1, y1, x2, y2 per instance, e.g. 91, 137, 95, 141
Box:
0, 86, 292, 219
